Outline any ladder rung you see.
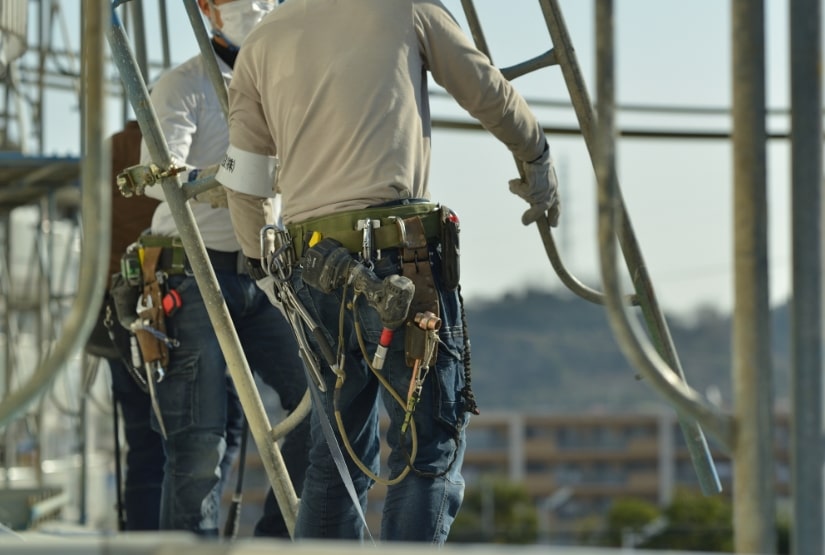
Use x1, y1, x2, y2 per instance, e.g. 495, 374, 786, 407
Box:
500, 49, 558, 81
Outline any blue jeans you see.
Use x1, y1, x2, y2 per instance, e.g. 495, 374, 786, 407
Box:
291, 245, 469, 543
220, 375, 245, 496
152, 269, 309, 535
109, 357, 164, 531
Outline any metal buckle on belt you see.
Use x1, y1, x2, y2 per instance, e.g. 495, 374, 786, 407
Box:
288, 203, 441, 258
261, 225, 296, 278
356, 218, 381, 266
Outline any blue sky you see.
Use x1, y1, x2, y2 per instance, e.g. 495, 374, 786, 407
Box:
35, 1, 820, 318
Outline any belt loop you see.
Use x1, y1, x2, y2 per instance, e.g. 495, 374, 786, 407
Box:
236, 251, 247, 275
390, 216, 405, 248
169, 246, 186, 275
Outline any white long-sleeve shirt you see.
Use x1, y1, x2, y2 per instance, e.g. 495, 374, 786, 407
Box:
140, 53, 241, 252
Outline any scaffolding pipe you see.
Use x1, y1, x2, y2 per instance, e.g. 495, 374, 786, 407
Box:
459, 0, 637, 307
730, 2, 776, 553
541, 0, 726, 491
128, 1, 148, 82
182, 0, 229, 118
0, 0, 109, 429
789, 0, 823, 553
157, 0, 171, 70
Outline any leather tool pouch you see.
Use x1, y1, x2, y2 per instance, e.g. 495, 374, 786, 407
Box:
399, 215, 439, 367
439, 205, 460, 291
110, 272, 141, 330
85, 292, 121, 360
134, 246, 170, 368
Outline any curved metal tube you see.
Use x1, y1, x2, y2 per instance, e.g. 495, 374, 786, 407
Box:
459, 0, 633, 307
539, 0, 726, 493
535, 213, 638, 306
107, 9, 299, 535
456, 0, 722, 491
591, 1, 734, 452
0, 0, 109, 428
271, 389, 311, 442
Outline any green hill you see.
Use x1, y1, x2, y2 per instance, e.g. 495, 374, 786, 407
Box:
462, 288, 790, 414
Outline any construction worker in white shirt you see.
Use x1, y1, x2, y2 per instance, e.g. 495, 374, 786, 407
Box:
138, 0, 308, 537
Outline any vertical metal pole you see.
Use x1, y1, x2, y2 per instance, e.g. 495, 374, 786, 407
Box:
129, 0, 149, 82
789, 0, 823, 553
158, 0, 172, 70
1, 80, 9, 148
731, 1, 775, 553
36, 0, 45, 153
78, 391, 88, 525
2, 217, 11, 488
657, 411, 674, 507
120, 3, 129, 125
182, 0, 229, 117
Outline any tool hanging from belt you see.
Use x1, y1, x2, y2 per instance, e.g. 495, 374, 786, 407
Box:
130, 244, 177, 438
396, 214, 440, 368
291, 204, 456, 478
254, 224, 376, 542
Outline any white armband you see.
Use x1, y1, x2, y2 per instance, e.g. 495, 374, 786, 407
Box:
216, 144, 278, 197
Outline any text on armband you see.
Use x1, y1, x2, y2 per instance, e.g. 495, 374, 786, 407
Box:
221, 154, 236, 173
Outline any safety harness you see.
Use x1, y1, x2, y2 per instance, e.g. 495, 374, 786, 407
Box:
272, 202, 477, 487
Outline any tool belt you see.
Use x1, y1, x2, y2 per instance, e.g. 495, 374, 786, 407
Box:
139, 234, 247, 275
290, 202, 457, 367
286, 202, 441, 259
133, 245, 170, 368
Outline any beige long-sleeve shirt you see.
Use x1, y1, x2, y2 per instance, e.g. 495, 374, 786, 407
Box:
218, 0, 545, 258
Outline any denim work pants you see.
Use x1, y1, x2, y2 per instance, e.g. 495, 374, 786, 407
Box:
109, 345, 240, 531
109, 357, 164, 531
291, 246, 470, 543
152, 269, 309, 535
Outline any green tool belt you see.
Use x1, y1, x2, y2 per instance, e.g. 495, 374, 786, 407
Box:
138, 235, 186, 274
138, 235, 245, 275
287, 202, 441, 258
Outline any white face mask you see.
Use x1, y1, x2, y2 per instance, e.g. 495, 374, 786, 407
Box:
215, 0, 275, 47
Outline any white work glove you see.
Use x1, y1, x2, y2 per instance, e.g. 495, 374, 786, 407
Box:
193, 184, 229, 208
508, 143, 561, 227
255, 275, 286, 315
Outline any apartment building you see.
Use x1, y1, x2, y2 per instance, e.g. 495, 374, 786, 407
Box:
366, 409, 790, 540
229, 409, 790, 540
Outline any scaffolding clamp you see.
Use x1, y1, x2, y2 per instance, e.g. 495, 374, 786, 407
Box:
116, 163, 186, 197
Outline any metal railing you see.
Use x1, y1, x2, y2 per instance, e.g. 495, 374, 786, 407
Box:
457, 0, 723, 492
453, 1, 811, 553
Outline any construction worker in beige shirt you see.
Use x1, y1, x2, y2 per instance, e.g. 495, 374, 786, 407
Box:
217, 0, 559, 543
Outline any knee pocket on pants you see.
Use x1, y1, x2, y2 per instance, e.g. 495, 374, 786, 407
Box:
150, 362, 198, 436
